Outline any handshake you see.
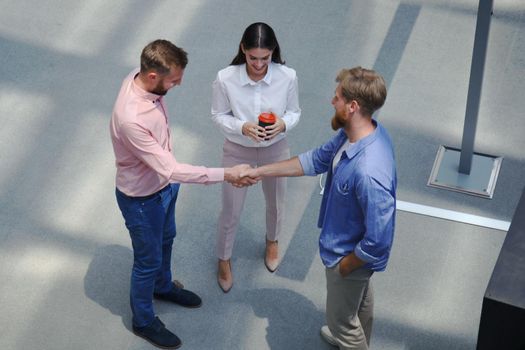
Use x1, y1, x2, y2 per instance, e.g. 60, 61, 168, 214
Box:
224, 164, 262, 188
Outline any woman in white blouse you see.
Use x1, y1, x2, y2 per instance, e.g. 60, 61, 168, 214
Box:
211, 22, 301, 292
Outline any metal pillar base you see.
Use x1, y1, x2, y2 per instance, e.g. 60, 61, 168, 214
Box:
428, 145, 502, 199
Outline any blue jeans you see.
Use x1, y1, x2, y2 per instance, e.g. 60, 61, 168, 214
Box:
115, 183, 180, 328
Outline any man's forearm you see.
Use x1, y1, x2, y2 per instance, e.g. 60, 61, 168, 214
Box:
256, 156, 304, 177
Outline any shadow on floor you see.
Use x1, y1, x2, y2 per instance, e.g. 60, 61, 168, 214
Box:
245, 288, 331, 350
84, 244, 133, 331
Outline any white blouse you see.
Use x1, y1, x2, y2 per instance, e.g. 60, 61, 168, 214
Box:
211, 62, 301, 148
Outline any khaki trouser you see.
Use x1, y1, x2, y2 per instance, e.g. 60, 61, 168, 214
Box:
325, 265, 374, 350
216, 138, 290, 260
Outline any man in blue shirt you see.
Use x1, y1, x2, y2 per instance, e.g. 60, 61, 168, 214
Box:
243, 67, 396, 349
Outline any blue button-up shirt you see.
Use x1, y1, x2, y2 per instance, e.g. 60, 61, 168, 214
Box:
298, 120, 397, 271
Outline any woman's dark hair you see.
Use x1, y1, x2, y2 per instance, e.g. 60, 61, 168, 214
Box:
230, 22, 284, 65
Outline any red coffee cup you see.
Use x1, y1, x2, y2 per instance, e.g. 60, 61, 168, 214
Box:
258, 112, 276, 127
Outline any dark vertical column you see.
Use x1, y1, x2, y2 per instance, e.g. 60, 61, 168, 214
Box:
477, 188, 525, 349
459, 0, 494, 174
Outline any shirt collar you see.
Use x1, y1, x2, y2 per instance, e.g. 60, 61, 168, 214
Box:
345, 119, 380, 160
131, 69, 163, 103
342, 139, 353, 152
239, 62, 273, 86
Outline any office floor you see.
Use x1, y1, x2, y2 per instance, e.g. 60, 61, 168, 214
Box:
0, 1, 523, 349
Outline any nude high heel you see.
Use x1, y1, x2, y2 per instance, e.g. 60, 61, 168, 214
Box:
264, 239, 279, 273
217, 259, 233, 293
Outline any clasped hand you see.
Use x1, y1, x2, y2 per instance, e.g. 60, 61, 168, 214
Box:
224, 164, 261, 188
242, 117, 285, 143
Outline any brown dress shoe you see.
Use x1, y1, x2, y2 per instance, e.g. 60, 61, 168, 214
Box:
217, 259, 233, 293
264, 239, 279, 273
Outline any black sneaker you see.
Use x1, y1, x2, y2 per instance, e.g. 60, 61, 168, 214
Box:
154, 283, 202, 308
132, 317, 181, 349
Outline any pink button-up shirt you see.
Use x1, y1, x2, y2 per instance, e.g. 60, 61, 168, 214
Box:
110, 69, 224, 197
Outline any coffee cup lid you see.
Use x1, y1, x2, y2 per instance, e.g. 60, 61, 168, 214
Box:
258, 112, 276, 123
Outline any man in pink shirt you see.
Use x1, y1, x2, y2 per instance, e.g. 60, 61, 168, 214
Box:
110, 39, 252, 349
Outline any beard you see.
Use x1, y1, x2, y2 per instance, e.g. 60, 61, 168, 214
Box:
151, 79, 168, 96
331, 110, 346, 131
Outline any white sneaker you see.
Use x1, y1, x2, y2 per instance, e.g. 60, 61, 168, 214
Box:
320, 325, 338, 346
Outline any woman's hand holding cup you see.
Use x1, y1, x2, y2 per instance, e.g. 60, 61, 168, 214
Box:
258, 112, 285, 141
242, 121, 267, 142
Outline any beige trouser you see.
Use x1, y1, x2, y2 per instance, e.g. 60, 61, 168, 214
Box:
325, 265, 374, 350
216, 138, 290, 260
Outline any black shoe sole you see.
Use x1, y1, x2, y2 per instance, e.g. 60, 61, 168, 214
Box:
132, 329, 182, 349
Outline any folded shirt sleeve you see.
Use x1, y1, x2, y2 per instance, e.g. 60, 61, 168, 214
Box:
354, 175, 395, 264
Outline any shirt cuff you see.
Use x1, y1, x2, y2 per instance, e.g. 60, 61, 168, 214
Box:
235, 119, 245, 136
354, 242, 377, 263
281, 118, 290, 134
207, 168, 225, 183
298, 150, 316, 176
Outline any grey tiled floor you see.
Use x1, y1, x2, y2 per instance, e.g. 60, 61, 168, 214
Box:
0, 1, 523, 349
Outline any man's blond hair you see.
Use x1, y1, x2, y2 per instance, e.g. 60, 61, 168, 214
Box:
336, 67, 386, 117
